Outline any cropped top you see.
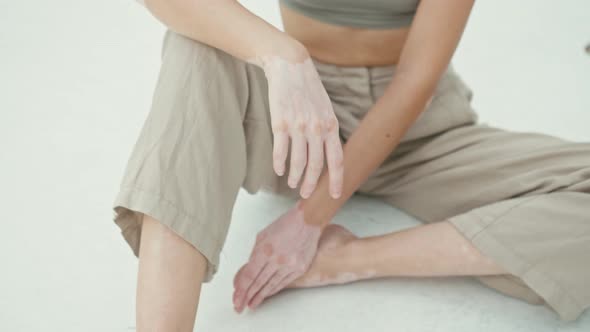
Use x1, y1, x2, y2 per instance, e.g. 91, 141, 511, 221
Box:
279, 0, 420, 29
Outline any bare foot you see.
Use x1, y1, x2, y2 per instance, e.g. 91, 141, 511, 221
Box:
288, 224, 375, 288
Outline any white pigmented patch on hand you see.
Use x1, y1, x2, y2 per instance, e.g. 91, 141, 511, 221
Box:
244, 54, 344, 199
232, 201, 323, 311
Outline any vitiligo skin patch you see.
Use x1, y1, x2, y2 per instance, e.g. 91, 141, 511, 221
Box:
247, 55, 344, 199
233, 201, 322, 311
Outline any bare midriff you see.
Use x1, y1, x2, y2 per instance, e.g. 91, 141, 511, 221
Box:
280, 4, 409, 67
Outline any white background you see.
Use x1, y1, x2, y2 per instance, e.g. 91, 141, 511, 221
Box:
0, 0, 589, 331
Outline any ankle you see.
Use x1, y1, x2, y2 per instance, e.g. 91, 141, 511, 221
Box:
344, 238, 383, 279
329, 238, 374, 277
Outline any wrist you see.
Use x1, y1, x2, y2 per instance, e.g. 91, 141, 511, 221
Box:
299, 181, 349, 228
299, 198, 334, 229
277, 38, 309, 63
248, 38, 310, 71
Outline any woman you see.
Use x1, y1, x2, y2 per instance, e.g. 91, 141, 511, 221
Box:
112, 0, 590, 329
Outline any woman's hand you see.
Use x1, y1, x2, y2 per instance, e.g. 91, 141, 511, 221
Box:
232, 201, 322, 312
257, 54, 344, 199
146, 0, 343, 198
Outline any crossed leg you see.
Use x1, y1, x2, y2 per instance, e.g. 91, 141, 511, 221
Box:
290, 221, 505, 288
291, 124, 590, 321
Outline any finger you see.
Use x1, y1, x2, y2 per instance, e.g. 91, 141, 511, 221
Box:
233, 257, 267, 313
288, 134, 307, 189
273, 128, 289, 176
249, 270, 292, 309
243, 264, 278, 311
233, 263, 257, 311
324, 132, 344, 199
300, 132, 324, 199
232, 265, 246, 304
268, 271, 300, 298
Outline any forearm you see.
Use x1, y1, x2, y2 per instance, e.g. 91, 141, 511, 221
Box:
143, 0, 308, 65
300, 0, 473, 227
301, 72, 434, 227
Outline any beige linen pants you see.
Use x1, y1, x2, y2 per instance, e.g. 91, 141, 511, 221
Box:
112, 30, 590, 321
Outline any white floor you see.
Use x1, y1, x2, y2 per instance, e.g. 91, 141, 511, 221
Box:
0, 0, 589, 331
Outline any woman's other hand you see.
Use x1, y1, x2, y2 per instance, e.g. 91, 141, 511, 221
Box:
232, 201, 322, 312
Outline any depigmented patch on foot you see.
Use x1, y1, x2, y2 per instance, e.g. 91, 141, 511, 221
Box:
335, 272, 358, 284
301, 274, 322, 287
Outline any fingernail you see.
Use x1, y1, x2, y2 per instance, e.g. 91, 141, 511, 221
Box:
274, 163, 284, 175
331, 190, 341, 199
301, 189, 310, 199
